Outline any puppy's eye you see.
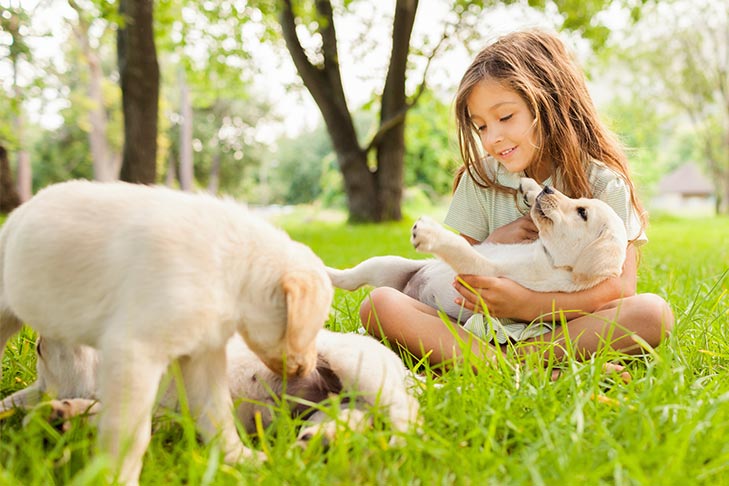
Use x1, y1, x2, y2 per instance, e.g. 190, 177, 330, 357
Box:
577, 207, 588, 221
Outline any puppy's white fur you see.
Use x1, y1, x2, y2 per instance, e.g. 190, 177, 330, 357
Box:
328, 178, 628, 321
0, 180, 332, 485
0, 330, 420, 446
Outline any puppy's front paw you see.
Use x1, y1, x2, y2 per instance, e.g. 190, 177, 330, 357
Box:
224, 443, 266, 463
519, 177, 541, 206
411, 216, 447, 254
295, 408, 369, 449
46, 398, 99, 432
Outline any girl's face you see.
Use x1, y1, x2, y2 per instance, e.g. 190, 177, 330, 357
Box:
467, 79, 538, 176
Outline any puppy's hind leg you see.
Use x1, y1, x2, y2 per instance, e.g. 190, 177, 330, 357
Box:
97, 341, 168, 486
327, 256, 427, 292
0, 383, 45, 414
180, 347, 263, 463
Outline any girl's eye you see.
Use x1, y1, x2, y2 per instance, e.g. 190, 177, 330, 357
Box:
477, 124, 486, 132
500, 114, 513, 122
577, 207, 588, 221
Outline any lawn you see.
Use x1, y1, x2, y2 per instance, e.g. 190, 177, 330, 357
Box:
1, 211, 728, 485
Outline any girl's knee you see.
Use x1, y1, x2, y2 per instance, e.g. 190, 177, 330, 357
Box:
359, 287, 401, 337
642, 293, 675, 335
630, 293, 674, 343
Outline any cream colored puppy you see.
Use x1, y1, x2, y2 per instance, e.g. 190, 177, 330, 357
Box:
0, 180, 332, 485
0, 330, 420, 447
328, 178, 628, 321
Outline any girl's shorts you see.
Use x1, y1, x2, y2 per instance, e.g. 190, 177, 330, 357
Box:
463, 313, 555, 344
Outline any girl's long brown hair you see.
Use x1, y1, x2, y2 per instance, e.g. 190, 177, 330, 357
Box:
453, 29, 646, 229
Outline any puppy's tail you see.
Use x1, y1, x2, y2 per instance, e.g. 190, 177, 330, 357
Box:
326, 256, 427, 292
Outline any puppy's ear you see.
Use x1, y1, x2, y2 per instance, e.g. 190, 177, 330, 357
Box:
572, 229, 626, 287
281, 270, 331, 368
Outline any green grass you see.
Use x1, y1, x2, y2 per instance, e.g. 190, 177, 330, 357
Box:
1, 212, 728, 485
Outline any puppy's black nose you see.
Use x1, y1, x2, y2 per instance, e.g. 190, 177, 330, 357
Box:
542, 186, 554, 194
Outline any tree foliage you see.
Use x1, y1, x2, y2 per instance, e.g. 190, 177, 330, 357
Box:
0, 0, 715, 219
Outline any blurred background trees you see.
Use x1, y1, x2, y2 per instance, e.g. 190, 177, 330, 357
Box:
0, 0, 725, 219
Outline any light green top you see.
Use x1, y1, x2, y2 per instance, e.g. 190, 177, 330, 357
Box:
444, 157, 646, 245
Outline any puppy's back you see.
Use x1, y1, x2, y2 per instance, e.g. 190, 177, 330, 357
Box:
1, 180, 292, 344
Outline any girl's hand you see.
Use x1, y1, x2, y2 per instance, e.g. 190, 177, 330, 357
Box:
485, 215, 538, 244
453, 275, 532, 321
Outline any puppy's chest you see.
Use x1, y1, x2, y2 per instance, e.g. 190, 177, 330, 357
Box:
474, 241, 541, 264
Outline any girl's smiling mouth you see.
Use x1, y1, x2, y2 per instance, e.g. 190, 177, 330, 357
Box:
499, 146, 517, 157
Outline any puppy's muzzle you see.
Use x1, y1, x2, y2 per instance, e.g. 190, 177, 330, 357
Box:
264, 351, 317, 378
533, 187, 558, 220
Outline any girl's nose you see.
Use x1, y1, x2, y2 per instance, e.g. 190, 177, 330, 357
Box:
484, 128, 503, 146
484, 131, 504, 146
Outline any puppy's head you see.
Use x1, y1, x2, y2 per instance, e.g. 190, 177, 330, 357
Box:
246, 265, 333, 378
529, 185, 628, 283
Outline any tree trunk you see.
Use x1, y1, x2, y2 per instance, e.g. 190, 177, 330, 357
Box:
279, 0, 377, 222
117, 0, 159, 184
279, 0, 419, 222
375, 0, 418, 221
0, 146, 21, 213
207, 152, 220, 194
336, 150, 375, 221
6, 10, 32, 203
13, 107, 32, 203
178, 68, 194, 191
14, 151, 31, 202
165, 152, 177, 187
70, 0, 116, 181
87, 36, 116, 181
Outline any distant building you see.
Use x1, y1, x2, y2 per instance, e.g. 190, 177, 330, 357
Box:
651, 163, 715, 215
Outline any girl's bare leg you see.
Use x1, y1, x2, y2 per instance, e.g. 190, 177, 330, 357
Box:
360, 287, 499, 365
361, 288, 672, 374
520, 293, 674, 361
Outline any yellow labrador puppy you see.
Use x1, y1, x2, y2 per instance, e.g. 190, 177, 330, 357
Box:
327, 178, 628, 321
0, 180, 332, 485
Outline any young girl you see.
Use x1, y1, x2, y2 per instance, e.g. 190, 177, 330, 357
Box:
360, 29, 674, 367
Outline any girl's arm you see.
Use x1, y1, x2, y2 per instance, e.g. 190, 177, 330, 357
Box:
454, 245, 638, 322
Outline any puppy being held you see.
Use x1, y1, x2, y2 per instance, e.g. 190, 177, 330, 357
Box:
327, 178, 628, 322
0, 180, 332, 485
0, 330, 420, 448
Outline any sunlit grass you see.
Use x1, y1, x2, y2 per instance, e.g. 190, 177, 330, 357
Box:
1, 210, 727, 485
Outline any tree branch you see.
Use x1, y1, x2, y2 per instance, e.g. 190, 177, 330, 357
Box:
364, 4, 450, 154
279, 0, 322, 90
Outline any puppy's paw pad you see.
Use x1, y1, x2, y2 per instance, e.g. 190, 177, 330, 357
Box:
295, 427, 332, 450
47, 400, 75, 421
46, 400, 81, 432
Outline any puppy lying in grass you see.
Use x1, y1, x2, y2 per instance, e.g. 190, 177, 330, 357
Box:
0, 329, 420, 448
0, 180, 333, 485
